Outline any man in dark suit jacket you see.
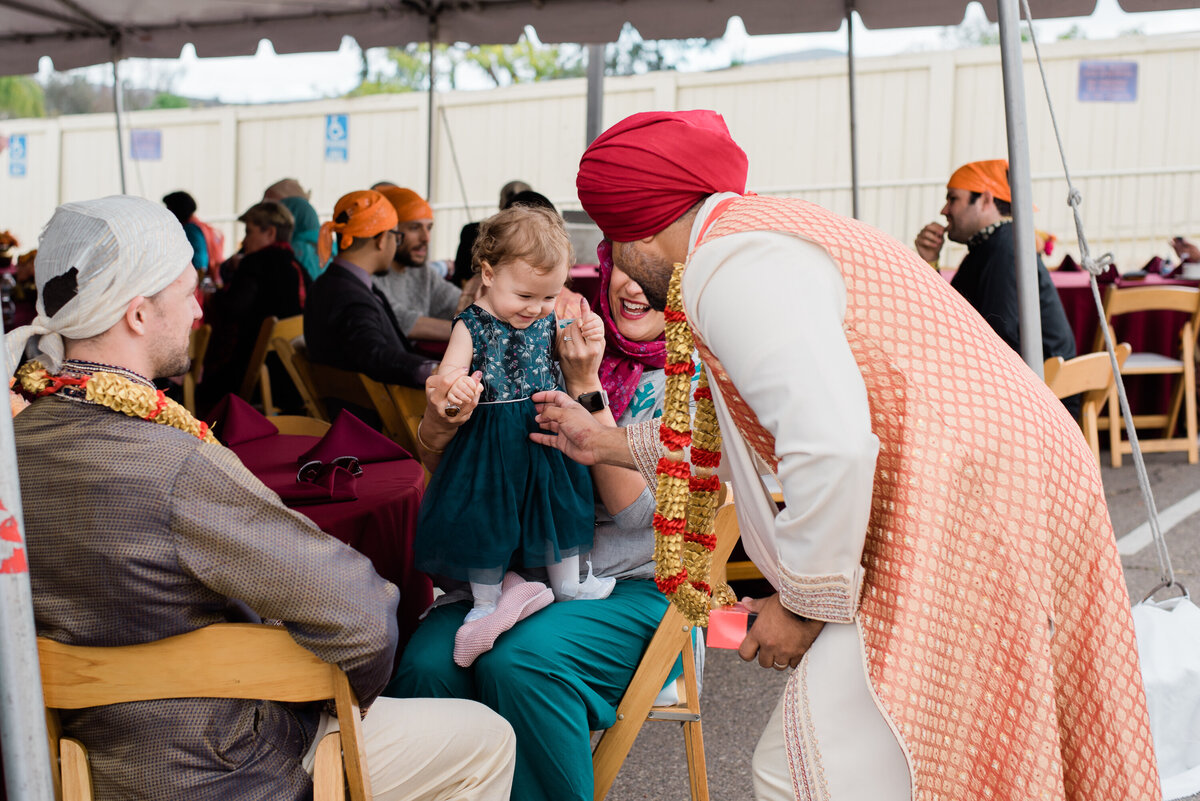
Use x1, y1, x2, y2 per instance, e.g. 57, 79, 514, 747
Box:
304, 190, 436, 388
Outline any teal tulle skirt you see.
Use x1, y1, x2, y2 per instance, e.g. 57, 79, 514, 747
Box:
414, 398, 594, 584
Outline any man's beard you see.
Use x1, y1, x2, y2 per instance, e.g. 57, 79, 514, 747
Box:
611, 242, 671, 312
152, 338, 192, 379
395, 246, 425, 268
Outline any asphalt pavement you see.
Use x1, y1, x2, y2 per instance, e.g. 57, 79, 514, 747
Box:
608, 449, 1200, 801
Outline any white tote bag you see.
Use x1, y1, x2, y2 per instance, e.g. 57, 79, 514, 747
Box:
1131, 594, 1200, 800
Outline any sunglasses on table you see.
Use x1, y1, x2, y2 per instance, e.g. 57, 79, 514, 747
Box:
297, 456, 363, 483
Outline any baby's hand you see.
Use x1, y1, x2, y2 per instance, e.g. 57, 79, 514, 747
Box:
446, 373, 479, 407
578, 308, 604, 344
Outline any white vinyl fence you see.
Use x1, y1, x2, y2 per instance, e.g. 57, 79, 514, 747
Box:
1, 32, 1197, 271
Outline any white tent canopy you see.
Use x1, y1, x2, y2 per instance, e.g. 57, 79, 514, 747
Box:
1, 0, 1193, 73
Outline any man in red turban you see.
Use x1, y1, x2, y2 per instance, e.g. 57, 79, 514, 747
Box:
914, 159, 1076, 375
533, 111, 1157, 801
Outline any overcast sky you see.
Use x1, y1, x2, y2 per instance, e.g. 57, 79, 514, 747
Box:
48, 0, 1200, 105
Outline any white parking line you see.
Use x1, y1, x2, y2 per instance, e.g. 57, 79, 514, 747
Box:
1117, 489, 1200, 556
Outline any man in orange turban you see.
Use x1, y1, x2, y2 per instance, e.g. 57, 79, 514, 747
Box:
915, 159, 1076, 380
530, 113, 1157, 801
374, 187, 474, 342
305, 190, 437, 392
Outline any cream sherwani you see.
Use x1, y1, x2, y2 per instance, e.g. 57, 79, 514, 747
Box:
683, 194, 910, 800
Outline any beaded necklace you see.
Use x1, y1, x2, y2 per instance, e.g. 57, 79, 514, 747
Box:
16, 359, 216, 444
653, 263, 734, 627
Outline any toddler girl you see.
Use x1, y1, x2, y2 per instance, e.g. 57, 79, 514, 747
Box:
414, 205, 612, 665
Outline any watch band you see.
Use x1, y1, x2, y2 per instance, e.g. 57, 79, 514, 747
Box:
576, 389, 609, 413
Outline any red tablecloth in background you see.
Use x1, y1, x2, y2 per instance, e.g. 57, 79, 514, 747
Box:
228, 432, 432, 652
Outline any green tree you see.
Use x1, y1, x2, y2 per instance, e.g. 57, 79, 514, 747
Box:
605, 24, 715, 76
148, 92, 189, 109
0, 76, 46, 119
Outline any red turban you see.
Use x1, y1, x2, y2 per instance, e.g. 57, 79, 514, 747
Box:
577, 110, 748, 242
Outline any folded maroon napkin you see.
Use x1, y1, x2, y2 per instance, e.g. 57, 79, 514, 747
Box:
1143, 256, 1165, 275
296, 409, 412, 465
206, 394, 279, 446
1056, 254, 1079, 272
278, 464, 359, 505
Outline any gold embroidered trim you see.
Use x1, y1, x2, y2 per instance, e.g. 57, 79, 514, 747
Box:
626, 419, 661, 492
777, 564, 862, 624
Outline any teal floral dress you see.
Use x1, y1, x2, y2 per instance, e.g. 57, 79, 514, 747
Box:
414, 305, 594, 584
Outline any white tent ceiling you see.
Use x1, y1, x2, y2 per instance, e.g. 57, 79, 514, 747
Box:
1, 0, 1195, 75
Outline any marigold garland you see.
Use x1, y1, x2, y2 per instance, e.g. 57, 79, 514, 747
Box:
653, 263, 735, 627
17, 360, 217, 444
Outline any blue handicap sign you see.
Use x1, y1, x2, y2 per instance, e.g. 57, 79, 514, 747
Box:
1078, 61, 1138, 103
8, 134, 27, 178
325, 114, 348, 162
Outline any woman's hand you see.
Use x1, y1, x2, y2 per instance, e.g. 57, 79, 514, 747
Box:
426, 366, 483, 424
557, 298, 605, 391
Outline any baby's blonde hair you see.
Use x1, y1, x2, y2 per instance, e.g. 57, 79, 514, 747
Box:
473, 205, 573, 276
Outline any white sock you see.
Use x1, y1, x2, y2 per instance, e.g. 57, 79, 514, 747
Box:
546, 553, 580, 601
465, 580, 502, 622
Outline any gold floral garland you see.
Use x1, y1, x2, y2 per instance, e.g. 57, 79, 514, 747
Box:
17, 360, 217, 444
654, 262, 735, 627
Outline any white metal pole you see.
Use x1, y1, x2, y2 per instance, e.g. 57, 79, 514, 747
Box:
845, 2, 861, 220
586, 43, 605, 146
426, 31, 435, 202
0, 317, 56, 801
996, 0, 1043, 375
111, 44, 128, 195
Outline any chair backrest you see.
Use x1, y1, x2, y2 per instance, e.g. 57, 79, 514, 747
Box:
382, 383, 427, 459
184, 324, 212, 414
273, 336, 328, 421
272, 314, 305, 345
40, 624, 371, 801
238, 316, 279, 401
1044, 343, 1131, 404
1095, 285, 1200, 353
272, 415, 333, 437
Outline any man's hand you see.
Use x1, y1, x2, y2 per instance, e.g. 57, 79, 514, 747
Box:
530, 390, 624, 466
737, 594, 825, 671
914, 222, 946, 264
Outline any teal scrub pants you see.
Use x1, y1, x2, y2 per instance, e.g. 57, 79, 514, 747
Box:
387, 579, 679, 801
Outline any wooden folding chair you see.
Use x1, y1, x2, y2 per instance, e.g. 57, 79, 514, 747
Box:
1043, 343, 1131, 466
39, 624, 371, 801
273, 334, 328, 421
592, 498, 740, 801
272, 415, 333, 437
1092, 285, 1200, 466
183, 324, 211, 414
238, 316, 279, 415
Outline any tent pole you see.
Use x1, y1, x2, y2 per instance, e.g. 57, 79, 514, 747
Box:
0, 317, 56, 801
586, 43, 605, 146
112, 43, 128, 195
845, 2, 860, 220
996, 0, 1042, 375
426, 29, 435, 202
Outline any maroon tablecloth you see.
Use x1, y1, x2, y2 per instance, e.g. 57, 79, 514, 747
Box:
228, 432, 432, 651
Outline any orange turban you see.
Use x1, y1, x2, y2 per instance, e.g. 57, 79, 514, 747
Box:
947, 159, 1012, 203
318, 190, 399, 267
380, 187, 433, 223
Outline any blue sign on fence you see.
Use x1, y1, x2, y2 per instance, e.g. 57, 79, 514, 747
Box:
325, 114, 349, 162
1078, 61, 1138, 103
8, 134, 26, 178
130, 129, 162, 161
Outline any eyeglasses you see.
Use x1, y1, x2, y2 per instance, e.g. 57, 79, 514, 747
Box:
297, 456, 363, 483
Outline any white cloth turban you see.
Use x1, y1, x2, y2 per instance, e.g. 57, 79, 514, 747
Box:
4, 195, 193, 372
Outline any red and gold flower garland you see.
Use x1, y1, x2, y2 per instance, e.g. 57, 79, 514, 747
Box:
17, 360, 217, 444
654, 263, 734, 627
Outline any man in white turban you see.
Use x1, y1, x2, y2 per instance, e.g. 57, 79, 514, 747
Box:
7, 196, 516, 801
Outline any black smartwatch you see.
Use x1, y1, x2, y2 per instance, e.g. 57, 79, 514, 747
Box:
576, 389, 609, 413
